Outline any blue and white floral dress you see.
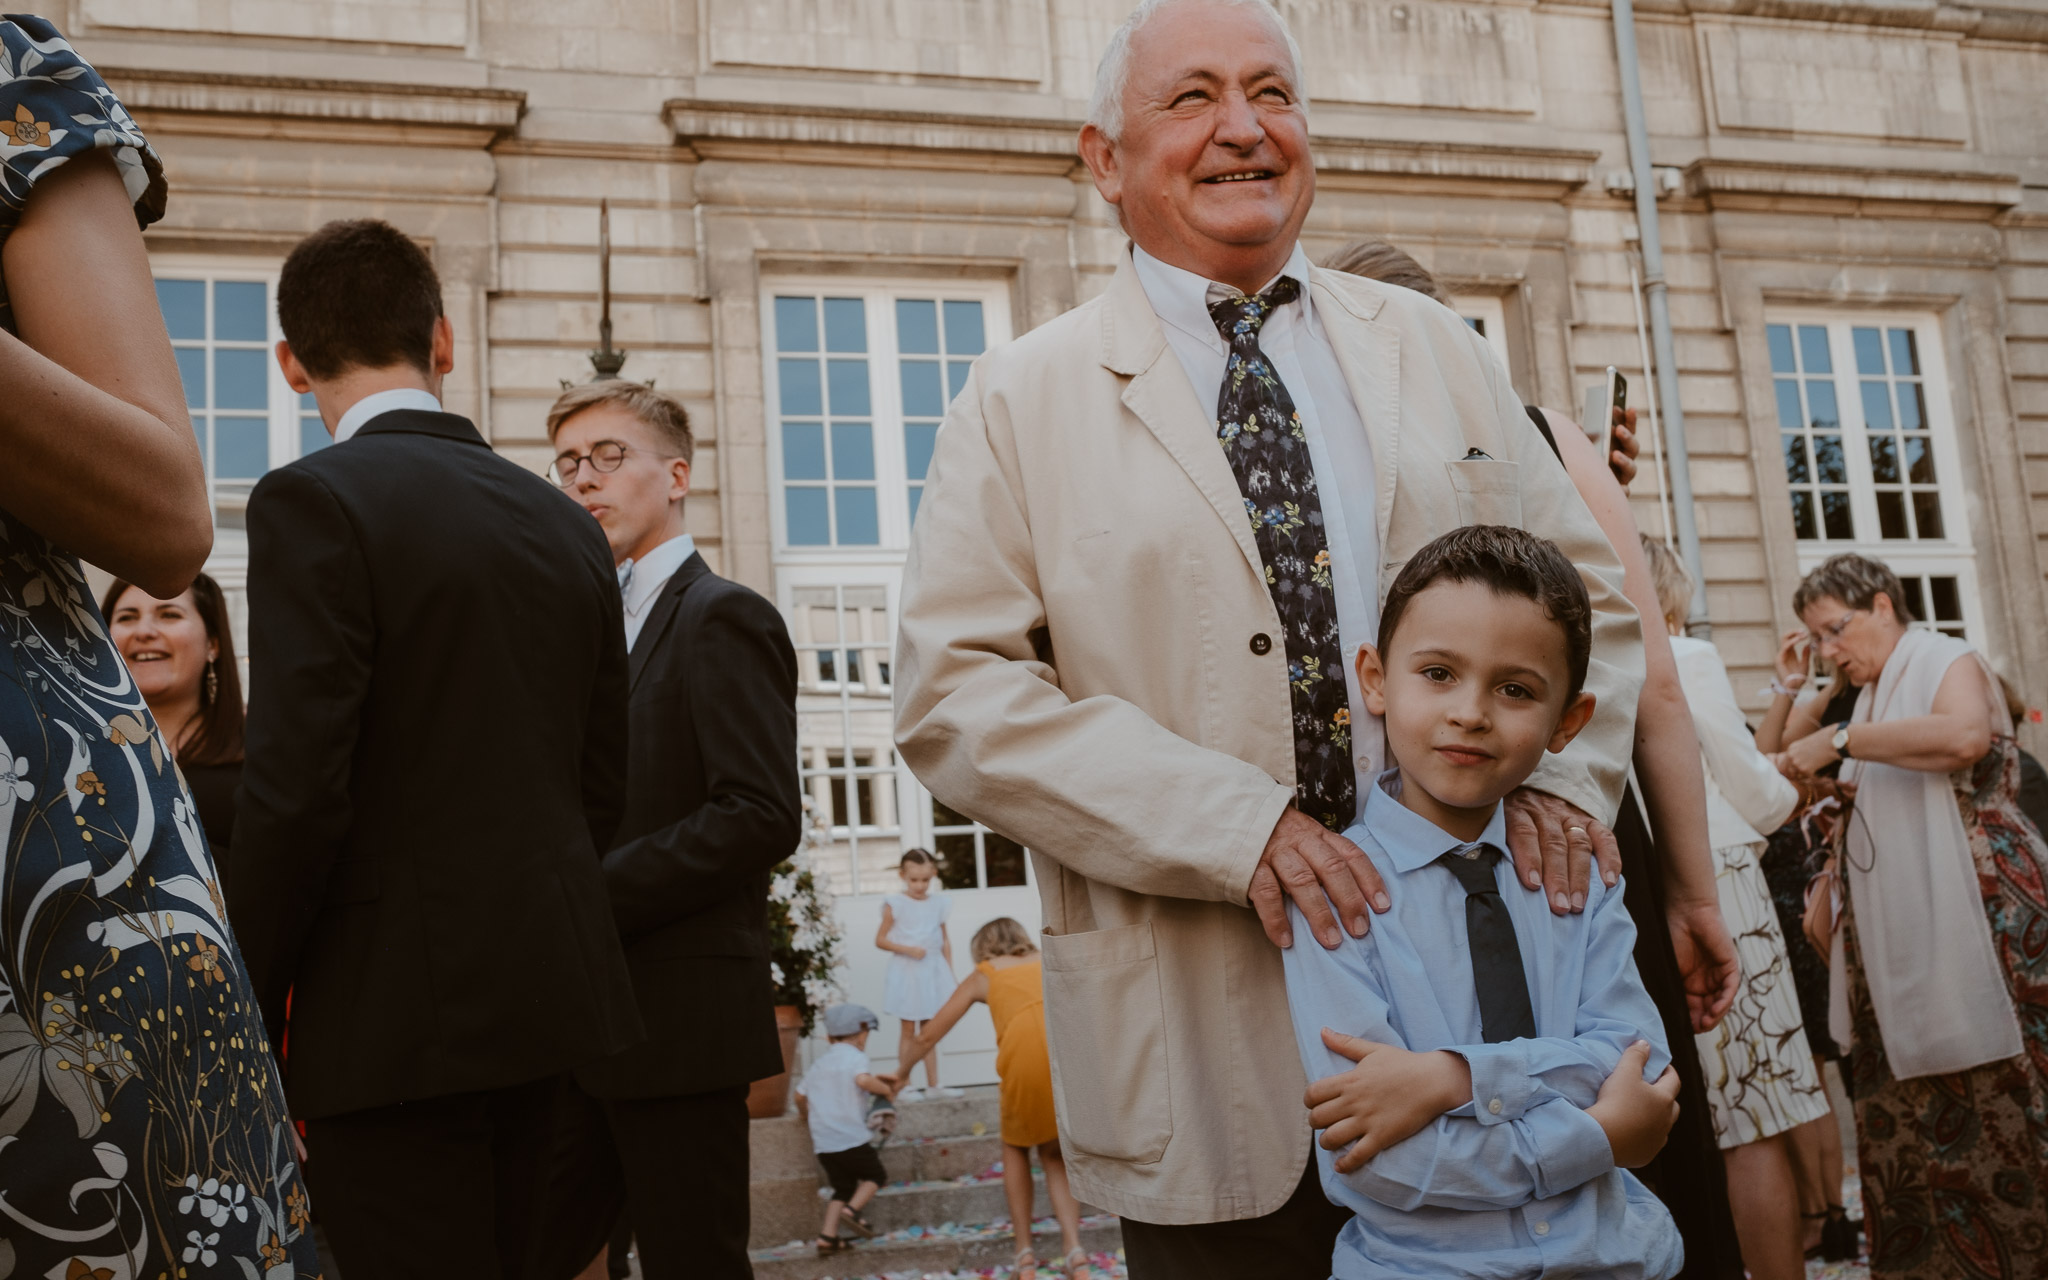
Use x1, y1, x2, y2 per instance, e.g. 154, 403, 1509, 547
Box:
0, 18, 322, 1280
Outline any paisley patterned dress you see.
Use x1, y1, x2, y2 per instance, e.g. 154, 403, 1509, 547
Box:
0, 18, 322, 1280
1842, 735, 2048, 1280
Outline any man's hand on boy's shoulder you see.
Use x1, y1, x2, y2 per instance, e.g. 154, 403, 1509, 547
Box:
1503, 788, 1623, 917
1587, 1041, 1681, 1168
1304, 1029, 1472, 1173
1251, 808, 1391, 950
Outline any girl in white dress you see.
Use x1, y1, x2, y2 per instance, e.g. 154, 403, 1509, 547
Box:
876, 849, 959, 1098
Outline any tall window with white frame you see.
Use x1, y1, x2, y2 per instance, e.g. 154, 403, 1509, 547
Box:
767, 281, 1022, 897
1767, 313, 1974, 639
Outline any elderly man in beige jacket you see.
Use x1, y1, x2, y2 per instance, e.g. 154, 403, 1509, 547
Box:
894, 0, 1646, 1274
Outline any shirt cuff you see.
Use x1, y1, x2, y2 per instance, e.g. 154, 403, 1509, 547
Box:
1456, 1043, 1539, 1126
1528, 1103, 1616, 1195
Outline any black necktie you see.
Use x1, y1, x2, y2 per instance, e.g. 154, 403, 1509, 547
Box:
1208, 278, 1355, 832
1438, 844, 1537, 1043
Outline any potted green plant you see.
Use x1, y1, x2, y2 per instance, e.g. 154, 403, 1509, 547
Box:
749, 797, 845, 1118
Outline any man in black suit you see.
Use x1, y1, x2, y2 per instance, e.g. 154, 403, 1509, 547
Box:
531, 380, 801, 1280
230, 220, 644, 1279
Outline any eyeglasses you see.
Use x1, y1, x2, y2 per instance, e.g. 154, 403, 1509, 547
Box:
552, 440, 636, 487
1809, 609, 1862, 648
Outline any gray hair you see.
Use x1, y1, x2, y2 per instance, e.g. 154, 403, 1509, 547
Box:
1086, 0, 1309, 143
1793, 552, 1915, 622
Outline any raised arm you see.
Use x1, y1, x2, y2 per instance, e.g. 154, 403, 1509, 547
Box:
888, 969, 987, 1085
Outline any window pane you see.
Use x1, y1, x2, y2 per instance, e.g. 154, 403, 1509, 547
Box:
1930, 575, 1961, 622
1912, 491, 1944, 539
984, 830, 1027, 887
1889, 328, 1919, 376
1875, 491, 1907, 539
1852, 327, 1885, 376
896, 299, 939, 355
213, 349, 269, 411
774, 296, 818, 352
156, 279, 205, 340
823, 298, 866, 352
834, 486, 879, 544
1790, 491, 1817, 540
778, 359, 822, 417
1904, 436, 1935, 484
1782, 435, 1810, 484
1900, 578, 1927, 621
1868, 435, 1897, 482
1821, 491, 1854, 539
1896, 382, 1925, 432
831, 422, 875, 480
948, 360, 972, 400
944, 300, 986, 355
1813, 434, 1846, 484
1806, 380, 1838, 430
785, 487, 830, 545
782, 422, 826, 480
1773, 379, 1803, 430
899, 360, 944, 418
191, 414, 209, 459
1798, 325, 1832, 374
905, 422, 939, 481
827, 359, 871, 416
215, 416, 269, 479
175, 347, 207, 408
299, 416, 330, 457
933, 832, 979, 889
214, 281, 267, 342
1767, 324, 1796, 374
1860, 381, 1893, 431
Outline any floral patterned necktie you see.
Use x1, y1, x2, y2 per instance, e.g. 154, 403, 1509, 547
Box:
1209, 277, 1355, 832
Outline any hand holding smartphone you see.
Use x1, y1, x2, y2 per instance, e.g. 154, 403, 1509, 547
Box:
1582, 366, 1626, 468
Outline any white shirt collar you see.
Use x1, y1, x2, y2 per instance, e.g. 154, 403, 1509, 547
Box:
1130, 241, 1321, 353
619, 533, 696, 619
331, 387, 445, 445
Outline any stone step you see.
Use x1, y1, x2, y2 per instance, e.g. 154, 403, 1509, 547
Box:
749, 1212, 1123, 1280
756, 1163, 1099, 1250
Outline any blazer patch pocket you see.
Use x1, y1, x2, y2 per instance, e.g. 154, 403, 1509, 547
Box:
1041, 920, 1172, 1164
1446, 457, 1524, 529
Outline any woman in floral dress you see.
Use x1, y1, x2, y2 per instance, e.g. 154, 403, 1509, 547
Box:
0, 17, 321, 1279
1779, 553, 2048, 1280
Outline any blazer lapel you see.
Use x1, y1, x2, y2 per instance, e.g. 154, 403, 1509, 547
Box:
628, 552, 711, 691
1100, 253, 1266, 582
1308, 267, 1401, 568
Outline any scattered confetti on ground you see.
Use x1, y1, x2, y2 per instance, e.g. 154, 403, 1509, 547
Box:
756, 1212, 1122, 1262
810, 1249, 1127, 1280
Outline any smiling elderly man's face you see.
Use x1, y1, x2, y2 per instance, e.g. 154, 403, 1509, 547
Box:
1081, 0, 1313, 292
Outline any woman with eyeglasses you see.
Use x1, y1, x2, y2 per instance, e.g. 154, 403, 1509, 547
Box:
1774, 552, 2048, 1279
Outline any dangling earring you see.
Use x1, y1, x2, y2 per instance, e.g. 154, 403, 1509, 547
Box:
204, 660, 218, 707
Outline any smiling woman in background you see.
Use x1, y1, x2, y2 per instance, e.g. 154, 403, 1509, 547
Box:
102, 571, 245, 855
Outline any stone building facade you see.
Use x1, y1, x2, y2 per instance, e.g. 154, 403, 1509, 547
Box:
60, 0, 2048, 924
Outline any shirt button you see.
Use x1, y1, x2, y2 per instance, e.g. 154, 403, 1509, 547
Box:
1487, 1098, 1503, 1115
1534, 1221, 1550, 1237
1250, 633, 1272, 655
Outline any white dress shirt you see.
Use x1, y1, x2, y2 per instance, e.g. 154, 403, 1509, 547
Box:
1131, 242, 1385, 795
618, 532, 695, 650
331, 387, 444, 444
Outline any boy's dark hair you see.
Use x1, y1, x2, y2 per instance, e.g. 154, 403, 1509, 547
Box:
1376, 525, 1593, 702
277, 219, 443, 380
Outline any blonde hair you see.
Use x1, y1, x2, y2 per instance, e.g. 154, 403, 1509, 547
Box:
546, 380, 694, 464
970, 917, 1038, 964
1639, 535, 1694, 632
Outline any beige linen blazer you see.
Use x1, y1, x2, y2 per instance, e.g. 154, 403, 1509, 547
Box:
894, 251, 1644, 1225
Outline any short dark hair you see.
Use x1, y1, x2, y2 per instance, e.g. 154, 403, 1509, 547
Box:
100, 572, 244, 768
277, 219, 443, 380
1320, 238, 1449, 306
1377, 525, 1593, 702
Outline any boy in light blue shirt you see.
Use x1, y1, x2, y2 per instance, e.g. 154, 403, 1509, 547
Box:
1281, 525, 1685, 1279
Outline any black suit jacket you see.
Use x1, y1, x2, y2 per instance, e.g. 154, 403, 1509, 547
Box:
574, 550, 801, 1099
229, 409, 643, 1120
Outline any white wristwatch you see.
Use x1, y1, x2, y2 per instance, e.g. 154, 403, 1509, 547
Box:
1831, 721, 1853, 759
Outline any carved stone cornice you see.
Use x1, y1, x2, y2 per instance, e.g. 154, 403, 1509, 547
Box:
100, 68, 525, 148
667, 99, 1596, 193
1540, 0, 2048, 44
1684, 157, 2022, 217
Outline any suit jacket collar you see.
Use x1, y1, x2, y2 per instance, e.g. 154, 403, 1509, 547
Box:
628, 551, 712, 689
352, 409, 491, 448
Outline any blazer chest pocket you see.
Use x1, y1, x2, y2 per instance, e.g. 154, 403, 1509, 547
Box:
1446, 458, 1523, 529
1041, 921, 1172, 1164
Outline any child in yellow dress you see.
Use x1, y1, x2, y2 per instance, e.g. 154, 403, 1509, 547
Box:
888, 918, 1088, 1280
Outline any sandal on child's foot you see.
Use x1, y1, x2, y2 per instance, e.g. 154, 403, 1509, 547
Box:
1013, 1246, 1040, 1279
815, 1236, 852, 1256
896, 1085, 927, 1102
1820, 1204, 1863, 1263
1061, 1246, 1092, 1278
1802, 1210, 1830, 1260
840, 1207, 876, 1239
